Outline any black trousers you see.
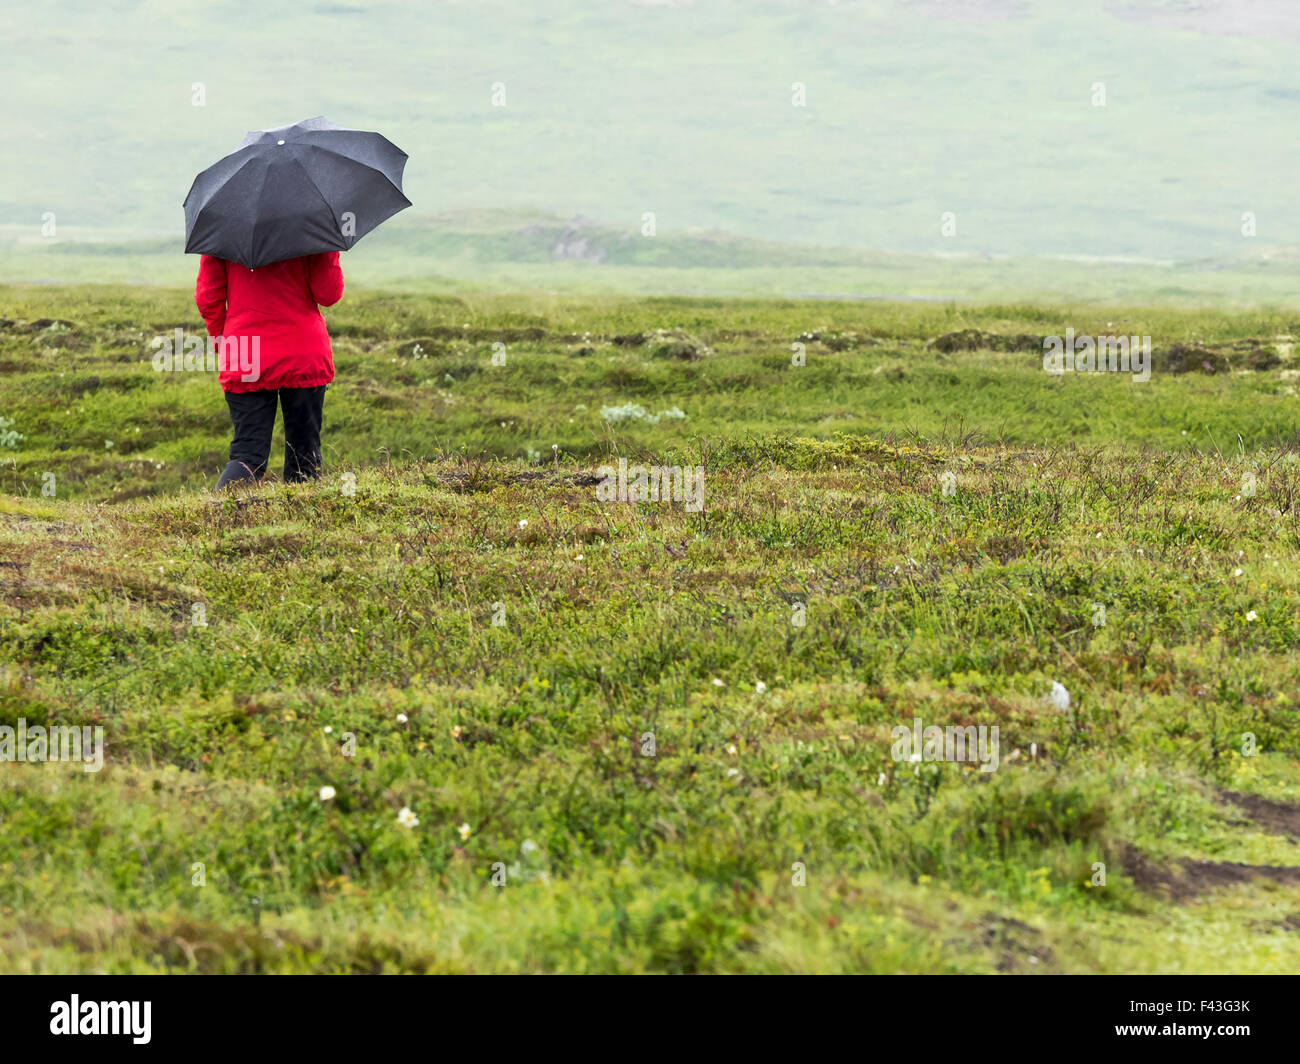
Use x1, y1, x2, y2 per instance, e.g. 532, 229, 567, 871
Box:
217, 386, 326, 488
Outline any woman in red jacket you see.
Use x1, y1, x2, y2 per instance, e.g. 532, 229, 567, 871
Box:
195, 252, 344, 488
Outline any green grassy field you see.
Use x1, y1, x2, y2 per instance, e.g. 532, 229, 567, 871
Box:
2, 284, 1300, 973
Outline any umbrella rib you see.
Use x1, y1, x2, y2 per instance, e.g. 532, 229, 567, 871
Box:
285, 148, 343, 244
289, 139, 409, 200
185, 153, 262, 261
183, 145, 260, 209
244, 160, 275, 269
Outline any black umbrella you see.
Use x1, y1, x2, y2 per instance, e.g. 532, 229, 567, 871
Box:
183, 116, 411, 270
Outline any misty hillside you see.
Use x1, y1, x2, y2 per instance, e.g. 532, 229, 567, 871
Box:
6, 0, 1300, 263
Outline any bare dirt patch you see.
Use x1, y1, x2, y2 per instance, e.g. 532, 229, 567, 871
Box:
929, 329, 1042, 354
976, 912, 1053, 972
1216, 789, 1300, 842
1122, 844, 1300, 901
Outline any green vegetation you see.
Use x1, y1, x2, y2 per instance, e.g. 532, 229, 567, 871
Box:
6, 284, 1300, 505
1, 285, 1299, 972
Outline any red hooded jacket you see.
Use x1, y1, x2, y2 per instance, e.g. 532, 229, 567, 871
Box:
195, 252, 344, 393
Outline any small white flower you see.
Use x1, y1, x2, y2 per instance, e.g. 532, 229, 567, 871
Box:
1234, 568, 1243, 577
910, 752, 922, 764
755, 681, 768, 694
397, 807, 419, 828
726, 744, 737, 755
451, 725, 463, 740
1246, 610, 1258, 622
396, 713, 408, 724
877, 773, 887, 787
712, 678, 725, 687
1045, 680, 1071, 712
574, 553, 583, 561
458, 822, 472, 840
323, 726, 332, 734
518, 519, 528, 529
319, 786, 336, 801
726, 768, 740, 778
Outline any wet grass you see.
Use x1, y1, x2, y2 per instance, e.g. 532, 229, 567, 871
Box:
1, 285, 1299, 972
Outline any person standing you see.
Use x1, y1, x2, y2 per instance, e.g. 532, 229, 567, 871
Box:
195, 251, 344, 488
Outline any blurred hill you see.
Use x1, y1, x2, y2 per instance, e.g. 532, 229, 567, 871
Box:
9, 208, 1300, 308
6, 0, 1300, 274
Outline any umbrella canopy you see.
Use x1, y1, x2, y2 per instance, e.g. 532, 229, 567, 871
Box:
184, 116, 410, 270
